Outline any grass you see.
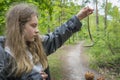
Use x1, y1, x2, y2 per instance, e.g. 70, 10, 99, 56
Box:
48, 48, 64, 80
81, 38, 120, 80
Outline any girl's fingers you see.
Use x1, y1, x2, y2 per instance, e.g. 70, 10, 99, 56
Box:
40, 71, 48, 79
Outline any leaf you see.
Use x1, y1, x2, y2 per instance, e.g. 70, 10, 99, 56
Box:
0, 0, 4, 3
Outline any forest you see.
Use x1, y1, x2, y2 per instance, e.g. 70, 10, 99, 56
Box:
0, 0, 120, 80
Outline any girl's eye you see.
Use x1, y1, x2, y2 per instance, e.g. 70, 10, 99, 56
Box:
32, 25, 36, 28
31, 24, 37, 28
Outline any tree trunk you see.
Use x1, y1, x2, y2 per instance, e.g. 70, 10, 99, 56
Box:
104, 0, 107, 30
96, 0, 99, 31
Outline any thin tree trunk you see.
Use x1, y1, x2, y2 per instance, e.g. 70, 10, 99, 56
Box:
96, 0, 99, 31
104, 0, 107, 30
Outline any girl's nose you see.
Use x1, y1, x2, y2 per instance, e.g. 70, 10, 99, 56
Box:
35, 28, 39, 34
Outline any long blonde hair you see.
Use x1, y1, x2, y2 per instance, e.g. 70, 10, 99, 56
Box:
6, 3, 48, 76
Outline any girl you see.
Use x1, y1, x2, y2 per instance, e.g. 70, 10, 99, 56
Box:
0, 2, 94, 80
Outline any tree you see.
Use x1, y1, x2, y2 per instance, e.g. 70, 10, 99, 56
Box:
95, 0, 99, 31
104, 0, 108, 30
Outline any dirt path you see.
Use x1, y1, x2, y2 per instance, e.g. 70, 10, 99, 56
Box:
60, 41, 103, 80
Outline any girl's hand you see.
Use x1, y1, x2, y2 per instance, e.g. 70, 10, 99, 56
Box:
40, 71, 48, 80
76, 6, 94, 20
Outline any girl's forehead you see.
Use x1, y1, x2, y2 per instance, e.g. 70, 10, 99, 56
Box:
28, 15, 38, 24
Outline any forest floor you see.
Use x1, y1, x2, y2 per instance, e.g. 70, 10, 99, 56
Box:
57, 41, 108, 80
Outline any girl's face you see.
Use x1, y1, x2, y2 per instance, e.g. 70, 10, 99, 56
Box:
23, 14, 39, 42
